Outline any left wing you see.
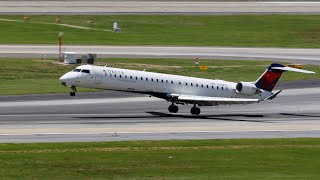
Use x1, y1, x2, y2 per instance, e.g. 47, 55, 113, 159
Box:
171, 94, 260, 106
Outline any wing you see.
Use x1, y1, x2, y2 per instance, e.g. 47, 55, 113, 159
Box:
171, 94, 260, 106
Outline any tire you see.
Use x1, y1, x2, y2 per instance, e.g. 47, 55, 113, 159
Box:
168, 105, 178, 113
191, 107, 201, 115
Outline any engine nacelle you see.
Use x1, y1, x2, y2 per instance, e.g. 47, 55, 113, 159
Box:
236, 82, 260, 95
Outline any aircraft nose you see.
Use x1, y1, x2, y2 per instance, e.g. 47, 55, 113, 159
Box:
59, 74, 69, 82
59, 72, 78, 86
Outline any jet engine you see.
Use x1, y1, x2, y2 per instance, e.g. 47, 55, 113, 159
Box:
236, 82, 260, 95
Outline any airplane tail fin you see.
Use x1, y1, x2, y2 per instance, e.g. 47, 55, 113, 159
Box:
254, 63, 315, 92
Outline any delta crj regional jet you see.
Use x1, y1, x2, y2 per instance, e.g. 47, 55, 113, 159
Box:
59, 63, 315, 115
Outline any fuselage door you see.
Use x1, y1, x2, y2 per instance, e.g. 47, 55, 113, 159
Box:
94, 66, 102, 84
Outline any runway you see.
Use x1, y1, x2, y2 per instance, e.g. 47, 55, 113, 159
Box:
0, 1, 320, 15
0, 87, 319, 143
2, 45, 320, 64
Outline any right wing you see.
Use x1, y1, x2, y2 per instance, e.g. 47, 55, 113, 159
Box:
171, 94, 260, 106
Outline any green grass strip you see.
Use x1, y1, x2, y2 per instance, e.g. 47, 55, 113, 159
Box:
0, 138, 319, 179
1, 15, 320, 47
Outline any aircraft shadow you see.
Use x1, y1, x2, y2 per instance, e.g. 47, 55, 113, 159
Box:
146, 111, 268, 123
75, 111, 270, 123
279, 113, 320, 118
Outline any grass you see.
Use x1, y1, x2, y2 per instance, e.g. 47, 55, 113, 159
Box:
0, 138, 319, 179
0, 58, 318, 95
1, 15, 320, 47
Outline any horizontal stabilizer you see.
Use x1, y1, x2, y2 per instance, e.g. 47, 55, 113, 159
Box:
265, 90, 282, 100
272, 66, 315, 74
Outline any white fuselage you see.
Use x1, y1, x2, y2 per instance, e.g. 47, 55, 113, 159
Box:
60, 64, 271, 101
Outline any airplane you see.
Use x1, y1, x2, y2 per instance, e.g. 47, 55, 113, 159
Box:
59, 63, 315, 115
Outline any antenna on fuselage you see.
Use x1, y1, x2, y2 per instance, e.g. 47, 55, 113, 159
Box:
104, 64, 107, 67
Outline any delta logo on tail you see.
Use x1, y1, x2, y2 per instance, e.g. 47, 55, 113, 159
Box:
255, 64, 285, 92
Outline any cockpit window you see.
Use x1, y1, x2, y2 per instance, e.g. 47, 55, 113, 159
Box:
81, 69, 90, 73
73, 69, 81, 72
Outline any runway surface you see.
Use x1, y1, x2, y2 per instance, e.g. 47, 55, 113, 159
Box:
2, 45, 320, 64
0, 1, 320, 15
0, 87, 319, 143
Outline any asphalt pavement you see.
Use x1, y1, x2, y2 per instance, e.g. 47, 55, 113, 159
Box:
2, 45, 320, 64
0, 1, 320, 15
0, 87, 319, 143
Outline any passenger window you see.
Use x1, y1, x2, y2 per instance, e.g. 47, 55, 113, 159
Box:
206, 85, 209, 88
171, 81, 173, 84
125, 75, 127, 79
196, 84, 198, 87
201, 84, 203, 88
151, 78, 153, 82
130, 76, 132, 79
179, 82, 181, 85
222, 87, 224, 90
211, 86, 213, 89
166, 80, 168, 83
141, 77, 143, 80
73, 69, 81, 72
157, 79, 159, 82
217, 86, 219, 90
136, 77, 138, 80
191, 83, 193, 86
114, 74, 116, 77
119, 75, 122, 78
185, 83, 188, 86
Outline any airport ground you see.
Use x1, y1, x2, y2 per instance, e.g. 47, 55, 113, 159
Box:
1, 1, 320, 15
0, 138, 319, 179
2, 14, 320, 47
1, 1, 320, 178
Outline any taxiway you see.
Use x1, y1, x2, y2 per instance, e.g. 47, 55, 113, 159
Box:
2, 45, 320, 64
0, 1, 320, 15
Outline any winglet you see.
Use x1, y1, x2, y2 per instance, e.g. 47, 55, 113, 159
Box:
265, 90, 282, 100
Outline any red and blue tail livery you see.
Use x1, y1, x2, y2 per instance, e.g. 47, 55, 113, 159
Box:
255, 63, 315, 92
255, 64, 285, 92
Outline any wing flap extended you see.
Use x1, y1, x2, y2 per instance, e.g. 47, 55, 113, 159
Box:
176, 94, 260, 106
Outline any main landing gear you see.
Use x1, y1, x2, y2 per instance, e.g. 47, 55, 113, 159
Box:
168, 103, 201, 115
70, 86, 77, 96
190, 105, 201, 115
168, 103, 179, 113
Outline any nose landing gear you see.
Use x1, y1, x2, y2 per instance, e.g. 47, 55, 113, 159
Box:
70, 86, 77, 96
190, 105, 201, 115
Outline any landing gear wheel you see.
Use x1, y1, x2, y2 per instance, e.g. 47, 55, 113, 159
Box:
190, 106, 201, 115
168, 104, 179, 113
70, 86, 77, 96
